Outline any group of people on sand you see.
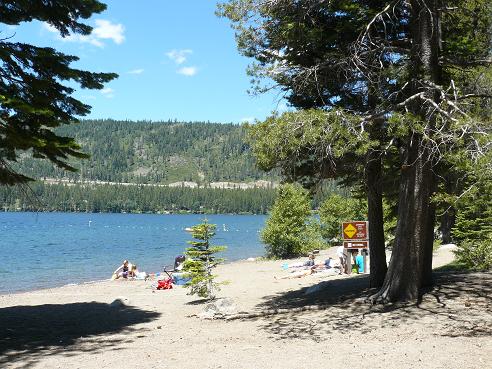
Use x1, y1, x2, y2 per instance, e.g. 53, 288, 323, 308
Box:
338, 246, 366, 274
112, 260, 145, 280
276, 253, 337, 279
277, 247, 366, 279
112, 255, 186, 282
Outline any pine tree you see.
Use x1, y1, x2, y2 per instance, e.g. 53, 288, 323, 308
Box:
261, 183, 321, 258
182, 220, 226, 299
451, 156, 492, 270
221, 0, 492, 301
0, 0, 117, 185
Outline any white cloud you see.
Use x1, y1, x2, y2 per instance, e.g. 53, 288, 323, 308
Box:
166, 49, 192, 65
41, 19, 124, 47
92, 19, 125, 44
100, 87, 114, 98
128, 68, 144, 75
177, 66, 197, 77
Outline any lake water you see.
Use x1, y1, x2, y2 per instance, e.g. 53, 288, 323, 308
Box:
0, 212, 267, 294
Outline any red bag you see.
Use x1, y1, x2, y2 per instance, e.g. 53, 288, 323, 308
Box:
157, 278, 173, 290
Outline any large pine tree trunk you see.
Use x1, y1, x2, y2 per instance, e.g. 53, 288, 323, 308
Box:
371, 136, 433, 301
422, 174, 437, 287
366, 150, 387, 287
371, 0, 442, 302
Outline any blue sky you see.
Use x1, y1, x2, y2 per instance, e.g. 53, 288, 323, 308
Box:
6, 0, 288, 123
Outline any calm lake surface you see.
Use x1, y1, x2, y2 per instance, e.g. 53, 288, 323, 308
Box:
0, 212, 267, 294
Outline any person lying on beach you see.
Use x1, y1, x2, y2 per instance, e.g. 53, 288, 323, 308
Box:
282, 253, 316, 269
275, 267, 316, 279
112, 260, 130, 280
276, 258, 341, 279
316, 257, 334, 269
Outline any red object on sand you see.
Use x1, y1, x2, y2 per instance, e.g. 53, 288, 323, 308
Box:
157, 278, 173, 290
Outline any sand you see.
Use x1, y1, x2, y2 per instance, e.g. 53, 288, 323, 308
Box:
0, 246, 490, 369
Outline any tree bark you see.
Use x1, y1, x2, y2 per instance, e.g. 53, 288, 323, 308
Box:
440, 207, 455, 244
371, 136, 433, 302
366, 150, 387, 287
371, 0, 442, 302
421, 173, 437, 287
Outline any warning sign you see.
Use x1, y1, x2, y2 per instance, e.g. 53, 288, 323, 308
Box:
343, 223, 357, 238
342, 221, 368, 240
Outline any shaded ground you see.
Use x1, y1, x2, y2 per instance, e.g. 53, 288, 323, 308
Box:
0, 247, 490, 369
0, 302, 160, 369
253, 272, 491, 343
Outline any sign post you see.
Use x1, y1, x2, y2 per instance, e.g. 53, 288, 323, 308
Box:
342, 221, 369, 274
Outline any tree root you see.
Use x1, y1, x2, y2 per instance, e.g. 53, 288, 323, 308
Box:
366, 287, 391, 305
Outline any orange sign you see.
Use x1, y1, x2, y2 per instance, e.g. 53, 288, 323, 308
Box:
342, 221, 368, 240
343, 240, 369, 249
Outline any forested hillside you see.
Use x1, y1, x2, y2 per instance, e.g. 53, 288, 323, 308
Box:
0, 182, 277, 214
2, 120, 347, 214
14, 119, 275, 185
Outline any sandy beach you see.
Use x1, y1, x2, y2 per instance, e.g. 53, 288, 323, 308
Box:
1, 246, 490, 369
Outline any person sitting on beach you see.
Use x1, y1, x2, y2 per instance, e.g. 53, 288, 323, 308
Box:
304, 253, 316, 267
174, 255, 186, 271
128, 264, 138, 278
127, 264, 148, 280
113, 260, 130, 280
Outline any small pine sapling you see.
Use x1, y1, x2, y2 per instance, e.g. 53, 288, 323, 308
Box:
182, 220, 226, 299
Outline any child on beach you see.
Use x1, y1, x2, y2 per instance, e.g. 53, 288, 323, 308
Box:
128, 264, 138, 278
112, 260, 130, 280
351, 250, 361, 274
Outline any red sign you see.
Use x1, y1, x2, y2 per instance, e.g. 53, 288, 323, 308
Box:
343, 240, 369, 249
342, 221, 368, 240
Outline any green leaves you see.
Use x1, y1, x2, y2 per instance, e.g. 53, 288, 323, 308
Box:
261, 183, 322, 258
318, 193, 367, 243
182, 220, 227, 299
0, 1, 117, 185
247, 109, 374, 188
0, 0, 107, 36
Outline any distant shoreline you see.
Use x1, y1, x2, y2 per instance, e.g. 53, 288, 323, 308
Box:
1, 209, 267, 216
0, 255, 263, 296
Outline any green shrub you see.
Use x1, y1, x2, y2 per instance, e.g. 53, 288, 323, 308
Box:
262, 183, 322, 258
454, 237, 492, 271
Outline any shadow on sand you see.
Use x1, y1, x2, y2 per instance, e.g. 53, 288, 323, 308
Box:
250, 272, 491, 342
0, 301, 160, 368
